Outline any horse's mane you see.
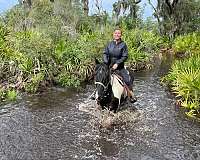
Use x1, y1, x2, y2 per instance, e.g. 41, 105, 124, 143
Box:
95, 63, 109, 83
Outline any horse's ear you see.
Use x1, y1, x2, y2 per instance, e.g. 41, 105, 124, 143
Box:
95, 58, 100, 64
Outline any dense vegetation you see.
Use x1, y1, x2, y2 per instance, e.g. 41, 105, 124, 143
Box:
163, 33, 200, 117
0, 0, 200, 118
0, 0, 162, 101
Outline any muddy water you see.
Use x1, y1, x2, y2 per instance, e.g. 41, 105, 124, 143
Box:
0, 54, 200, 160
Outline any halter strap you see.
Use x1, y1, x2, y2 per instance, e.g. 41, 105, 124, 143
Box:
95, 81, 107, 89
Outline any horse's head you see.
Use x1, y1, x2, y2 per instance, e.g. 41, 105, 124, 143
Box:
94, 59, 110, 103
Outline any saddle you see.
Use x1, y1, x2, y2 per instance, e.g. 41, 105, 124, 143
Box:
111, 71, 133, 99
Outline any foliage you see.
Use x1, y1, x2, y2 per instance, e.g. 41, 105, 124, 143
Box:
4, 5, 26, 31
55, 73, 80, 87
163, 46, 200, 116
0, 87, 17, 102
54, 31, 110, 84
173, 33, 200, 54
123, 28, 163, 63
24, 72, 45, 93
149, 0, 200, 39
6, 89, 18, 101
112, 0, 142, 25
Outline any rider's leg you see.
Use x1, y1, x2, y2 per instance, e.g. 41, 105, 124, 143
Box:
119, 68, 137, 103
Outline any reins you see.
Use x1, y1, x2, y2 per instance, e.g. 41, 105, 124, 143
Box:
95, 70, 124, 92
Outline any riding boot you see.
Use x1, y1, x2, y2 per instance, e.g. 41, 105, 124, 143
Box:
127, 85, 137, 103
129, 90, 137, 103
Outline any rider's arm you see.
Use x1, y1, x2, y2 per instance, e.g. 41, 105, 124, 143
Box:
115, 43, 128, 65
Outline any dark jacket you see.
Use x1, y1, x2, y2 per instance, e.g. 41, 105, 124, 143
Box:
103, 40, 128, 70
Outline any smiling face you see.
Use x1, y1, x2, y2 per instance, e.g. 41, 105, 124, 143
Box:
113, 29, 122, 41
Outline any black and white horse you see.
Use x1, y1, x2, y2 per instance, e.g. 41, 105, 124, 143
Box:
94, 59, 129, 113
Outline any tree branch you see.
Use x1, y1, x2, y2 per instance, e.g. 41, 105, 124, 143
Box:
172, 0, 179, 8
148, 0, 160, 22
165, 0, 172, 15
135, 0, 142, 4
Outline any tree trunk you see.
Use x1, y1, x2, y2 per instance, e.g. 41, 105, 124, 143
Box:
129, 0, 141, 19
82, 0, 89, 16
22, 0, 32, 8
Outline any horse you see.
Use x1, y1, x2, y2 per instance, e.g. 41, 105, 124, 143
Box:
94, 59, 130, 113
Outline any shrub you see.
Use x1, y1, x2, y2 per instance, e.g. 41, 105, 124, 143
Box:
122, 28, 163, 68
163, 51, 200, 116
173, 33, 200, 54
6, 89, 17, 101
24, 72, 45, 93
55, 73, 80, 87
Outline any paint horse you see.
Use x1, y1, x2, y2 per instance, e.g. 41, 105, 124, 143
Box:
94, 59, 132, 113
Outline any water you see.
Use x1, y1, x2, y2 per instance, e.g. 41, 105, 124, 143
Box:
0, 53, 200, 160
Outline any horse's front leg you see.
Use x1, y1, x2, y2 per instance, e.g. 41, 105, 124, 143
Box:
110, 97, 119, 113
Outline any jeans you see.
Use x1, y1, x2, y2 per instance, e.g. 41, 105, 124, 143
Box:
117, 68, 133, 90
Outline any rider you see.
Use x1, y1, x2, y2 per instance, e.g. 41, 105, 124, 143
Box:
103, 27, 137, 103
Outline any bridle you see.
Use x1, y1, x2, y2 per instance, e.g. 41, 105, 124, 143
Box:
95, 68, 122, 92
95, 65, 110, 92
95, 81, 110, 92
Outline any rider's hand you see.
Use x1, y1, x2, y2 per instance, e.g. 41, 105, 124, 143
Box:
112, 64, 118, 70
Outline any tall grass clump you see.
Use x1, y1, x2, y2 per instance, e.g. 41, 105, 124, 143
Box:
163, 33, 200, 117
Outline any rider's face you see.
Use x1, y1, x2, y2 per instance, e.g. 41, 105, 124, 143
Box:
113, 30, 122, 41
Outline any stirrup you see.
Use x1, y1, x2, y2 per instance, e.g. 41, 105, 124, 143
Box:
129, 96, 137, 103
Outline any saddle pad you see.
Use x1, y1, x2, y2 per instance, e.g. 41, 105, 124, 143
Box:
110, 74, 127, 101
112, 73, 124, 86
